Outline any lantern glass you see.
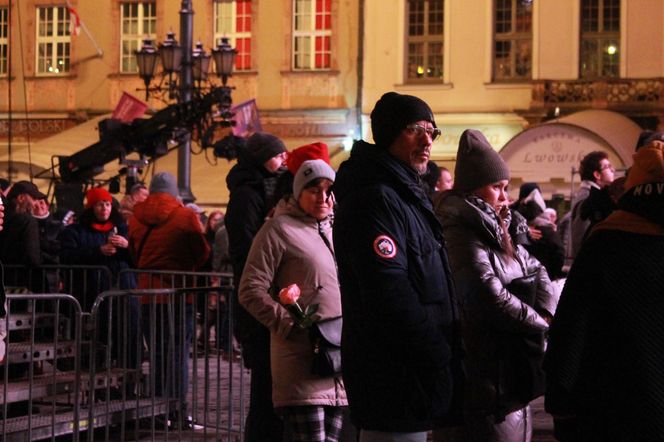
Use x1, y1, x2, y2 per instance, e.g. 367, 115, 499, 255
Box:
159, 31, 183, 73
192, 42, 212, 82
212, 37, 237, 83
135, 38, 159, 82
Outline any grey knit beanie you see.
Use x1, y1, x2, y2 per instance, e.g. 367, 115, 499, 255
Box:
245, 132, 287, 165
149, 172, 179, 197
370, 92, 436, 148
293, 159, 336, 198
453, 129, 510, 191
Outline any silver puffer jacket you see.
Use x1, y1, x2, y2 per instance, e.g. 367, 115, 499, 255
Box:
436, 192, 557, 421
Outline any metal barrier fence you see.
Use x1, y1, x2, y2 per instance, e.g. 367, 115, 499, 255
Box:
116, 269, 245, 441
1, 292, 84, 442
3, 264, 115, 311
1, 266, 247, 442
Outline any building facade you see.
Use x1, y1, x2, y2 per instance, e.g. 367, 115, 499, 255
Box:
363, 0, 664, 198
0, 0, 359, 204
1, 0, 664, 205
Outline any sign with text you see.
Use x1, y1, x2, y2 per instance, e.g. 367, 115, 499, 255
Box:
501, 125, 624, 181
0, 119, 76, 140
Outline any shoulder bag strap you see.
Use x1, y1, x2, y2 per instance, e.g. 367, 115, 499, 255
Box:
134, 224, 156, 267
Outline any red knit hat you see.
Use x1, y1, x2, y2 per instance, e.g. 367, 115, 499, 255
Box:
85, 187, 113, 208
286, 142, 330, 174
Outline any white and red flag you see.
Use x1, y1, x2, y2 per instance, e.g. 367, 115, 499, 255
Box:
67, 6, 81, 37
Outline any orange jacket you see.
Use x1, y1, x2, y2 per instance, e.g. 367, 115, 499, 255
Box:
128, 193, 210, 302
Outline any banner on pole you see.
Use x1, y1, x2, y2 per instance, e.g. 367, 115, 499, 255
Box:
231, 99, 262, 137
112, 92, 148, 123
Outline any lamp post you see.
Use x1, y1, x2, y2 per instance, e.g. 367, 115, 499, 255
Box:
134, 0, 236, 203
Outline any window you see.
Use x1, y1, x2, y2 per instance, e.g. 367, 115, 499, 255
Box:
36, 6, 71, 75
0, 7, 8, 76
406, 0, 443, 82
214, 0, 252, 71
292, 0, 331, 70
580, 0, 620, 79
120, 2, 156, 73
493, 0, 532, 81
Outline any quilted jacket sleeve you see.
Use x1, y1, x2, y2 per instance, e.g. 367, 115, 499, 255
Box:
446, 229, 549, 334
238, 220, 294, 339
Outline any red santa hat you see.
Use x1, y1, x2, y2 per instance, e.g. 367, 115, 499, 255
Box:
286, 142, 330, 174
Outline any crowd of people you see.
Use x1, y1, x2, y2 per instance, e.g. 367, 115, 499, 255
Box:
1, 90, 663, 441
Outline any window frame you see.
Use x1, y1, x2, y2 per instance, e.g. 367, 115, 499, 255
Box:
213, 0, 252, 71
35, 5, 72, 76
119, 1, 157, 74
0, 6, 8, 76
292, 0, 332, 71
492, 0, 533, 82
405, 0, 444, 83
579, 0, 620, 79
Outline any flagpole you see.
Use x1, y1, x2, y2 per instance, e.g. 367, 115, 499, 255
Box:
66, 0, 103, 57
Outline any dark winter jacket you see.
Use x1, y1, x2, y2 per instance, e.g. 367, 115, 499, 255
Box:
225, 149, 282, 366
545, 218, 664, 441
58, 208, 134, 308
0, 209, 41, 268
35, 214, 63, 292
333, 140, 460, 432
436, 192, 556, 420
524, 224, 565, 280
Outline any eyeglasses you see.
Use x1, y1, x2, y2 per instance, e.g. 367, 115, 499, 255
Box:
600, 164, 615, 172
405, 124, 442, 142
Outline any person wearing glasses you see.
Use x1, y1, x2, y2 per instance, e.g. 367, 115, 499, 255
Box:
333, 92, 463, 442
569, 151, 615, 258
239, 159, 347, 442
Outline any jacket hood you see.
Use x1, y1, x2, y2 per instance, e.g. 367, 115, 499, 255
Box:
133, 193, 183, 226
334, 140, 429, 208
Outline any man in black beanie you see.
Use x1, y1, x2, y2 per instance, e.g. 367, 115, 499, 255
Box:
333, 92, 462, 441
225, 131, 287, 442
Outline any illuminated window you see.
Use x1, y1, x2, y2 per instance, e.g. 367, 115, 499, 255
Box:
493, 0, 532, 81
580, 0, 620, 78
292, 0, 331, 70
0, 7, 8, 76
214, 0, 252, 71
120, 2, 156, 73
406, 0, 443, 82
36, 6, 71, 75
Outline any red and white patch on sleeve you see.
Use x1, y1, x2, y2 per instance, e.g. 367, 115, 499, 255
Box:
373, 235, 397, 259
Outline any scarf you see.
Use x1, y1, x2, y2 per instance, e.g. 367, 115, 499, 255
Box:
466, 194, 511, 239
91, 221, 115, 233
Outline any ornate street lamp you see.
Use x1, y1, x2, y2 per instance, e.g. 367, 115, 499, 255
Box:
158, 31, 183, 74
135, 38, 159, 101
133, 2, 237, 202
192, 41, 212, 86
212, 37, 237, 86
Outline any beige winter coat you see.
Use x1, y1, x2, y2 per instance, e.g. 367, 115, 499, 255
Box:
239, 197, 347, 408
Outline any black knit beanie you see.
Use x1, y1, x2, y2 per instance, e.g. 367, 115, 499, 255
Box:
370, 92, 436, 148
453, 129, 510, 191
245, 132, 287, 165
